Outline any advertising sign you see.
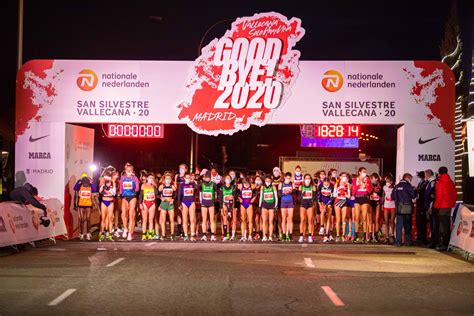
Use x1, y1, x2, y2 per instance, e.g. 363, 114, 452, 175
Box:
468, 120, 474, 177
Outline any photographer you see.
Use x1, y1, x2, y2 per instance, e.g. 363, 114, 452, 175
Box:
392, 173, 416, 246
10, 183, 51, 227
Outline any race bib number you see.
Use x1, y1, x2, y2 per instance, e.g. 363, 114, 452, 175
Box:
283, 187, 292, 195
386, 196, 393, 201
371, 193, 380, 201
203, 192, 212, 200
242, 190, 252, 199
264, 192, 274, 200
303, 190, 312, 199
80, 190, 91, 198
321, 189, 331, 197
163, 188, 173, 196
145, 192, 155, 201
184, 188, 194, 196
223, 195, 231, 203
122, 181, 133, 190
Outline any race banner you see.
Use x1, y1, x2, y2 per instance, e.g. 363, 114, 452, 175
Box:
449, 204, 474, 259
281, 158, 381, 177
0, 199, 67, 247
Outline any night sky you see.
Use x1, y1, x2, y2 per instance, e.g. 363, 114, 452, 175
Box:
0, 0, 468, 174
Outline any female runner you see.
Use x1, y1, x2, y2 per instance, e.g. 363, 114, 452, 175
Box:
253, 176, 263, 239
99, 172, 116, 242
352, 167, 373, 243
199, 172, 218, 241
220, 175, 237, 241
369, 173, 383, 242
271, 167, 283, 241
318, 177, 334, 243
175, 163, 187, 237
239, 177, 255, 241
177, 173, 198, 241
298, 174, 317, 243
317, 170, 327, 236
259, 175, 278, 241
382, 175, 396, 243
139, 173, 158, 241
158, 173, 177, 240
120, 163, 140, 241
278, 172, 295, 242
333, 173, 351, 242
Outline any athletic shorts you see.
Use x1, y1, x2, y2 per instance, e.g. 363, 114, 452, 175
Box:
280, 200, 294, 209
201, 200, 214, 208
252, 204, 261, 213
143, 200, 155, 209
261, 201, 276, 210
347, 199, 355, 208
181, 200, 194, 208
370, 200, 381, 209
160, 200, 174, 211
354, 196, 370, 205
334, 199, 347, 208
122, 196, 137, 202
383, 207, 395, 212
102, 200, 113, 208
301, 199, 313, 209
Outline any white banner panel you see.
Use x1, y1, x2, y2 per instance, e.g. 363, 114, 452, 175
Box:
0, 199, 67, 247
281, 158, 380, 178
449, 204, 474, 257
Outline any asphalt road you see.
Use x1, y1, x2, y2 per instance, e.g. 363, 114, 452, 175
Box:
0, 240, 473, 315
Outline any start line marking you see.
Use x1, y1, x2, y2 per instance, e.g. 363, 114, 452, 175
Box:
106, 258, 125, 267
145, 242, 157, 247
321, 286, 345, 306
48, 289, 77, 306
304, 258, 315, 268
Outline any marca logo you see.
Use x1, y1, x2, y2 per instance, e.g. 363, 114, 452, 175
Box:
28, 152, 51, 159
321, 70, 343, 92
76, 69, 98, 91
418, 154, 441, 161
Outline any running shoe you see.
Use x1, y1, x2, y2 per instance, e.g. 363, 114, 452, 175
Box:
377, 230, 384, 238
114, 230, 121, 238
286, 235, 291, 242
107, 234, 114, 242
353, 236, 362, 243
298, 236, 304, 243
329, 235, 335, 242
147, 233, 152, 240
142, 234, 147, 241
255, 233, 260, 240
127, 232, 133, 241
152, 234, 160, 240
99, 233, 105, 242
268, 236, 273, 242
117, 228, 123, 233
248, 235, 253, 242
122, 230, 128, 239
79, 234, 84, 241
86, 233, 92, 241
336, 236, 342, 243
278, 234, 284, 242
323, 236, 329, 243
210, 235, 217, 241
230, 235, 235, 241
240, 236, 247, 242
201, 235, 208, 241
184, 236, 189, 241
160, 235, 166, 241
170, 234, 176, 241
308, 236, 314, 243
190, 236, 196, 242
262, 236, 268, 242
318, 227, 325, 236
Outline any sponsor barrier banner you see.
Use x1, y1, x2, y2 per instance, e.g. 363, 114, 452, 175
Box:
0, 199, 67, 247
449, 204, 474, 259
280, 157, 380, 177
468, 120, 474, 177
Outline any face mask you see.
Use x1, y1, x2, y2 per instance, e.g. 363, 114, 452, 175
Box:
295, 171, 301, 176
304, 179, 311, 186
179, 168, 185, 175
361, 172, 367, 178
147, 178, 154, 184
273, 172, 280, 177
284, 179, 290, 184
230, 174, 235, 180
255, 180, 262, 186
126, 172, 132, 176
331, 173, 337, 178
386, 182, 392, 186
225, 179, 231, 185
185, 179, 190, 184
341, 177, 347, 183
371, 179, 377, 185
204, 179, 210, 183
320, 175, 326, 180
243, 182, 249, 187
265, 181, 271, 186
165, 179, 171, 185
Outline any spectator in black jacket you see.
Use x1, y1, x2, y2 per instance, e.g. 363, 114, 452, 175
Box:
392, 173, 416, 246
10, 183, 50, 227
415, 171, 428, 244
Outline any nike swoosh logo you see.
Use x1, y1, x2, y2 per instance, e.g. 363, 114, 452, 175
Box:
418, 137, 439, 144
29, 135, 50, 142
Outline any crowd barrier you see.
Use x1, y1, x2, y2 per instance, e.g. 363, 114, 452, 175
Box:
0, 199, 67, 247
448, 203, 474, 261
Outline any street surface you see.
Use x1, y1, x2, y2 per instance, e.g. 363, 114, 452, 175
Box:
1, 240, 473, 315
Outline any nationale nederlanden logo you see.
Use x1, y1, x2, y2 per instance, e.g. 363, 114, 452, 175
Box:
321, 70, 343, 92
77, 69, 98, 91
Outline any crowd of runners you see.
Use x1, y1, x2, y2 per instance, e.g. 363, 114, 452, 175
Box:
73, 162, 408, 244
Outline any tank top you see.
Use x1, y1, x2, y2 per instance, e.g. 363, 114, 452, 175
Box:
78, 185, 92, 207
294, 174, 303, 188
262, 185, 275, 203
101, 185, 115, 198
335, 183, 349, 200
301, 185, 313, 200
121, 175, 138, 197
161, 185, 174, 198
221, 185, 234, 203
281, 182, 293, 202
201, 182, 215, 200
240, 185, 253, 202
143, 186, 156, 201
181, 183, 195, 201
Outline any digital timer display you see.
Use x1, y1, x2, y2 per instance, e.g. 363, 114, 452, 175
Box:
300, 124, 360, 138
107, 124, 164, 138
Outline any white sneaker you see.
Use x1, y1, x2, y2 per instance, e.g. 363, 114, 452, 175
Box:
114, 230, 120, 238
268, 236, 273, 242
262, 236, 268, 242
248, 236, 253, 241
127, 232, 133, 241
210, 235, 217, 241
308, 236, 314, 243
79, 234, 84, 241
240, 237, 247, 242
323, 236, 329, 243
329, 235, 335, 242
122, 229, 128, 239
298, 236, 304, 243
201, 235, 207, 241
117, 228, 123, 233
86, 233, 91, 241
319, 227, 325, 236
230, 236, 236, 241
